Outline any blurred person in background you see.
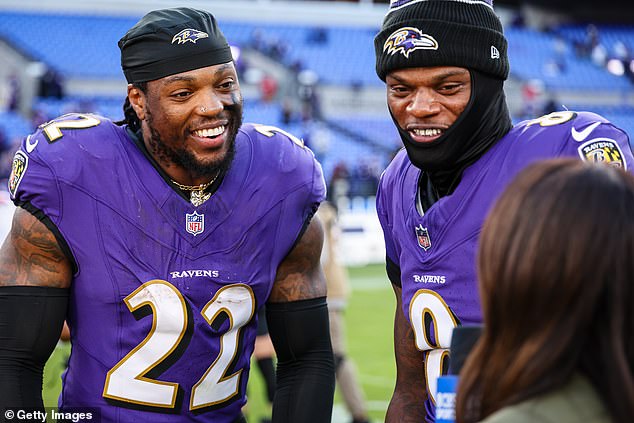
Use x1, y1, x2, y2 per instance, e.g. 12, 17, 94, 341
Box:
249, 307, 276, 423
456, 159, 634, 423
318, 201, 371, 423
372, 0, 634, 421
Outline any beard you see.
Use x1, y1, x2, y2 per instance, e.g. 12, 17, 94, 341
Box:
145, 101, 243, 180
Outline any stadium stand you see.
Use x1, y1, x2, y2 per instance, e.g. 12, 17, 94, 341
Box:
505, 26, 632, 90
0, 111, 31, 145
0, 11, 130, 79
0, 2, 632, 192
5, 10, 626, 90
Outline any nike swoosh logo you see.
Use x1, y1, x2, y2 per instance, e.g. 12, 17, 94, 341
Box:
25, 135, 38, 153
571, 121, 601, 142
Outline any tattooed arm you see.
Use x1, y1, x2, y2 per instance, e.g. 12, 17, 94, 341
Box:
266, 217, 335, 423
0, 207, 71, 408
0, 207, 72, 288
386, 284, 427, 423
268, 216, 327, 303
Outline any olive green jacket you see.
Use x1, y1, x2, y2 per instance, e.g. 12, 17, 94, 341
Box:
480, 373, 610, 423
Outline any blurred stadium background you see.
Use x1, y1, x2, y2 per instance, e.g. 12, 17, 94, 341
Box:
0, 0, 632, 421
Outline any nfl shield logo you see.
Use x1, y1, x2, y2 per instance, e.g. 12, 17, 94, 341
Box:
186, 211, 204, 236
415, 224, 431, 250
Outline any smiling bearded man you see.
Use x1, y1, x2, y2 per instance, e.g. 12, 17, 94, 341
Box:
0, 8, 334, 423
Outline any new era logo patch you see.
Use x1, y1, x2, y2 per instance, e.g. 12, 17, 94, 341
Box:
491, 45, 500, 59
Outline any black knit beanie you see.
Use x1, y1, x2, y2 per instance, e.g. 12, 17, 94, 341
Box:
119, 7, 233, 83
374, 0, 509, 81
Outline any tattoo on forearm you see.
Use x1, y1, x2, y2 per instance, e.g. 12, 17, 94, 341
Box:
269, 266, 326, 302
0, 208, 71, 288
269, 218, 326, 302
387, 393, 428, 423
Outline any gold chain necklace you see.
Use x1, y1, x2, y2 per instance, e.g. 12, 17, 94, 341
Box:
171, 173, 219, 207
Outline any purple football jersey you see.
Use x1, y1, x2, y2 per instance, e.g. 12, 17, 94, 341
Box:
9, 114, 325, 422
376, 111, 632, 422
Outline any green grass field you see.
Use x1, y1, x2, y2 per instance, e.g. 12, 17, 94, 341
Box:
43, 264, 395, 423
342, 263, 395, 422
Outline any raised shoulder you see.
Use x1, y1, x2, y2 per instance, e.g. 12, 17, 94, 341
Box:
510, 111, 632, 169
9, 113, 128, 209
518, 110, 610, 131
20, 113, 121, 161
268, 216, 326, 303
246, 123, 306, 149
240, 123, 322, 178
239, 123, 326, 215
0, 207, 72, 288
27, 113, 106, 144
517, 110, 625, 140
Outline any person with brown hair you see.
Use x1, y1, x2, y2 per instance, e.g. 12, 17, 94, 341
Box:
456, 159, 634, 423
317, 201, 371, 423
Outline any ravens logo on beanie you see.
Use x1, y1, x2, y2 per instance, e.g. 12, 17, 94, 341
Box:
374, 0, 509, 81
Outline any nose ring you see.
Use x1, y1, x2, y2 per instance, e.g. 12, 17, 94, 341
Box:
200, 106, 207, 113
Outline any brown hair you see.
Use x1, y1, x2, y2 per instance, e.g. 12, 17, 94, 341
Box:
456, 159, 634, 422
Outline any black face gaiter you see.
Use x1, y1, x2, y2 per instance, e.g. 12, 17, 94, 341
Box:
390, 70, 512, 197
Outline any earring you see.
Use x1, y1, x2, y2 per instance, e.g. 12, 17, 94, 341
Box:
200, 106, 207, 113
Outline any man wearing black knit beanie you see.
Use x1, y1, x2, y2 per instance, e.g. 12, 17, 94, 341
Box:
373, 1, 634, 422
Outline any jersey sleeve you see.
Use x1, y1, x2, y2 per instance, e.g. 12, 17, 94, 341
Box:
567, 112, 633, 170
243, 124, 326, 259
8, 132, 63, 224
278, 135, 326, 253
279, 148, 326, 240
7, 127, 79, 271
518, 111, 634, 170
7, 114, 115, 271
9, 114, 112, 222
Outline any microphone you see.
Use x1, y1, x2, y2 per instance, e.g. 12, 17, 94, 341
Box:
436, 325, 483, 423
449, 325, 483, 375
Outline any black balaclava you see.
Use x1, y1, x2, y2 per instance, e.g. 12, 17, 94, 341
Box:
390, 69, 512, 196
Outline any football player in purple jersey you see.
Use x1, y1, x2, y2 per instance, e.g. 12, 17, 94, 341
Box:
0, 8, 334, 423
372, 1, 633, 422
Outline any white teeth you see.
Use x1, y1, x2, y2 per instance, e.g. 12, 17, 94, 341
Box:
412, 128, 442, 137
194, 126, 225, 138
